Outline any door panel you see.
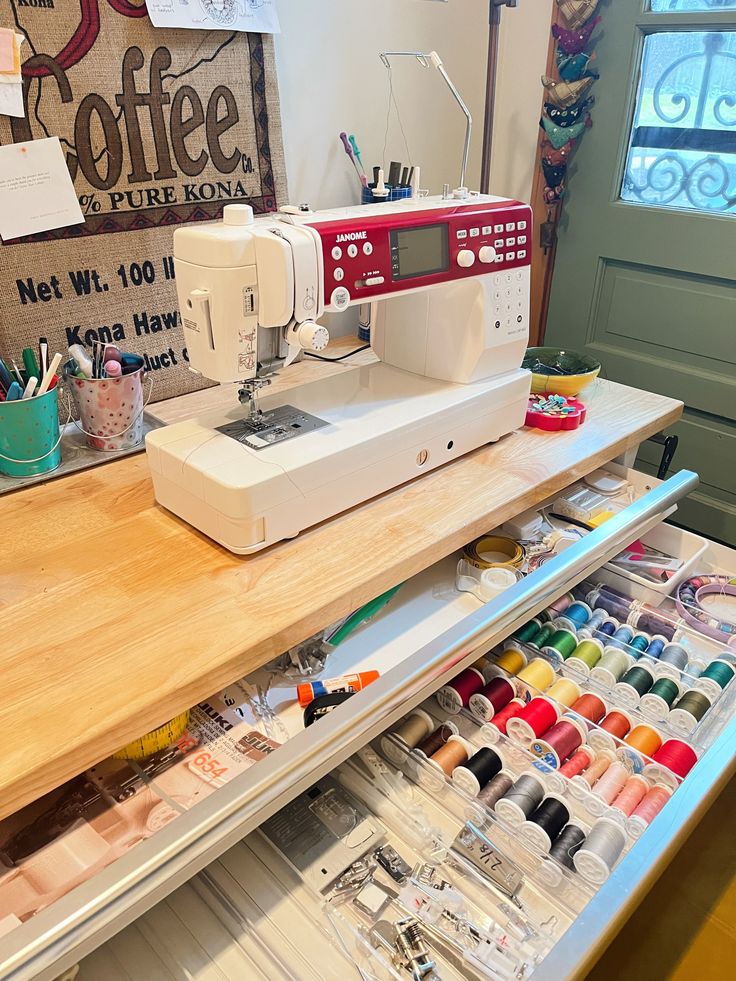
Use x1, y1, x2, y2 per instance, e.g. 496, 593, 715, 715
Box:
547, 0, 736, 543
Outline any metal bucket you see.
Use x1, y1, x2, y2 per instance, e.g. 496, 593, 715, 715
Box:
66, 364, 145, 451
0, 385, 62, 478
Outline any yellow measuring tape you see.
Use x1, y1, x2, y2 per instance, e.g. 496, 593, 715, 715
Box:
462, 535, 525, 570
113, 710, 191, 761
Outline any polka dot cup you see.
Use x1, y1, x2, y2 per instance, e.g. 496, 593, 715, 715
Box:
0, 384, 62, 478
68, 366, 145, 451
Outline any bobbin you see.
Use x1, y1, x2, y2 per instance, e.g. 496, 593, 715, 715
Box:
588, 709, 634, 753
543, 743, 597, 796
577, 608, 610, 640
585, 759, 633, 818
435, 668, 485, 715
573, 816, 626, 885
519, 792, 570, 853
494, 771, 546, 828
380, 709, 435, 766
608, 773, 650, 825
616, 725, 662, 775
529, 715, 587, 770
512, 658, 557, 703
414, 734, 473, 792
541, 628, 579, 664
478, 699, 526, 744
561, 637, 604, 681
554, 600, 592, 633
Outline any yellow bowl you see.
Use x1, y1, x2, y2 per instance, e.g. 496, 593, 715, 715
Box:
523, 347, 601, 397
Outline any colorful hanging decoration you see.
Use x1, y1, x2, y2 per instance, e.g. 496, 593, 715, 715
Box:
557, 0, 599, 32
538, 3, 602, 209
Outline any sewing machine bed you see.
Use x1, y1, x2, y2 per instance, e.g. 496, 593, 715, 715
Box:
146, 363, 531, 553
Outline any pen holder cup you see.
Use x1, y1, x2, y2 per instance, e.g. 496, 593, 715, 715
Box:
0, 384, 62, 478
65, 363, 145, 452
362, 184, 413, 204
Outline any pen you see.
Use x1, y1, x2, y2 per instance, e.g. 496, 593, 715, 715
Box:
37, 352, 61, 396
10, 360, 24, 385
39, 337, 48, 377
22, 376, 37, 400
22, 347, 40, 381
5, 381, 23, 401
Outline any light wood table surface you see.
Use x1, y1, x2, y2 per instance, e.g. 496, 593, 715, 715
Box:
0, 351, 682, 819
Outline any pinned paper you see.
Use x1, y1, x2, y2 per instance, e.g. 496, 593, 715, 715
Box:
0, 137, 85, 241
0, 28, 18, 73
146, 0, 280, 34
0, 83, 23, 119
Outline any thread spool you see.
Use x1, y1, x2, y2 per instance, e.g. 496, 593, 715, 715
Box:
436, 668, 485, 714
639, 677, 681, 722
594, 618, 619, 642
545, 677, 582, 709
416, 735, 472, 791
563, 638, 604, 679
619, 724, 662, 773
415, 722, 459, 758
604, 624, 635, 652
586, 585, 633, 623
549, 592, 574, 615
569, 693, 607, 726
614, 664, 655, 707
610, 774, 649, 818
529, 716, 585, 769
628, 633, 650, 659
645, 635, 667, 660
590, 760, 629, 808
513, 658, 557, 702
569, 749, 613, 800
632, 603, 679, 641
590, 649, 632, 688
495, 772, 546, 827
694, 658, 735, 700
588, 710, 632, 752
494, 644, 528, 676
560, 746, 595, 780
479, 699, 526, 743
658, 642, 689, 675
669, 689, 711, 736
468, 677, 515, 722
628, 785, 672, 838
555, 601, 592, 632
465, 770, 515, 825
573, 817, 627, 884
520, 794, 571, 853
506, 696, 559, 745
578, 608, 609, 639
528, 623, 556, 650
380, 709, 435, 765
452, 746, 504, 797
514, 619, 543, 644
541, 628, 578, 664
651, 739, 698, 778
549, 824, 586, 869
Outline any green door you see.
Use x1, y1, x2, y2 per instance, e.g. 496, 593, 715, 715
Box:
546, 0, 736, 545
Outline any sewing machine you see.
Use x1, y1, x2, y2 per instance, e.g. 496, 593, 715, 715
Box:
146, 195, 532, 553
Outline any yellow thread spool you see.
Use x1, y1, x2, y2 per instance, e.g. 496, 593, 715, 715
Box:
545, 677, 582, 708
496, 646, 528, 676
514, 658, 556, 701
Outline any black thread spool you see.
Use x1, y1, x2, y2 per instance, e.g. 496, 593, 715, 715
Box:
549, 824, 587, 869
451, 747, 503, 797
519, 795, 570, 853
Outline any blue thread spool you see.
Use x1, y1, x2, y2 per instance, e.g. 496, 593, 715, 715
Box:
646, 635, 667, 660
0, 384, 62, 478
605, 625, 634, 652
557, 601, 591, 632
594, 618, 619, 642
659, 643, 688, 672
628, 634, 650, 660
579, 608, 608, 639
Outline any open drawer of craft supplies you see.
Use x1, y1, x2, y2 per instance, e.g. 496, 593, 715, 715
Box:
1, 463, 734, 981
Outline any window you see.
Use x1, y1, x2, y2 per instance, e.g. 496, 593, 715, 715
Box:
621, 30, 736, 213
650, 2, 736, 11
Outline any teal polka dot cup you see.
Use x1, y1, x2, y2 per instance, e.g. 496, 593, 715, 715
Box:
0, 385, 62, 478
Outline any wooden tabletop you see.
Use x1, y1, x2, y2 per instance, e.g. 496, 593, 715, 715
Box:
0, 359, 682, 819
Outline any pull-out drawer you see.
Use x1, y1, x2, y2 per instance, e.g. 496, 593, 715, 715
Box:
3, 465, 735, 980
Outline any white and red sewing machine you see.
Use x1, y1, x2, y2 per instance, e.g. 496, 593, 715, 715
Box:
146, 195, 532, 553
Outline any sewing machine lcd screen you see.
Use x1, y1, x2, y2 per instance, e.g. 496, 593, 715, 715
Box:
389, 222, 449, 281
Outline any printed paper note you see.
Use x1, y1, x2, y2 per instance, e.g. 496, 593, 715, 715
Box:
0, 138, 85, 240
146, 0, 281, 34
0, 28, 16, 73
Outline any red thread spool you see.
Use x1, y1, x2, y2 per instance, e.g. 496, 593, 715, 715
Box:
487, 698, 525, 736
469, 677, 515, 722
570, 693, 607, 726
436, 667, 485, 714
628, 785, 672, 837
529, 717, 583, 768
560, 747, 594, 779
506, 696, 558, 744
651, 739, 698, 778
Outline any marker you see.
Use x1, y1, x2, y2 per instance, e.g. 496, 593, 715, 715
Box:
10, 360, 24, 385
22, 347, 40, 381
22, 376, 37, 400
68, 344, 94, 378
39, 337, 48, 377
104, 360, 122, 378
5, 381, 23, 401
37, 352, 62, 396
0, 358, 13, 394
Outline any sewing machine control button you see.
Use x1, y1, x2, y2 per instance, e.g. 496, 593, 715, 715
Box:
478, 246, 497, 263
470, 228, 480, 237
507, 252, 516, 260
506, 222, 516, 231
506, 237, 516, 246
456, 229, 468, 240
365, 276, 385, 286
482, 225, 493, 235
331, 246, 342, 260
457, 249, 475, 268
518, 235, 527, 244
518, 250, 527, 259
347, 244, 359, 258
494, 254, 503, 263
363, 242, 373, 256
518, 220, 528, 229
333, 267, 344, 281
494, 224, 504, 233
494, 239, 504, 248
330, 287, 351, 310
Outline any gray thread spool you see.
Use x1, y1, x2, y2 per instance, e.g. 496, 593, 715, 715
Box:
659, 643, 689, 672
464, 770, 514, 826
494, 772, 545, 828
573, 817, 626, 885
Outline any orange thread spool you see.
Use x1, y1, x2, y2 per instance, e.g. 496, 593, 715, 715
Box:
624, 724, 663, 758
599, 711, 632, 740
582, 753, 613, 787
430, 735, 471, 775
570, 693, 607, 725
560, 747, 593, 779
611, 775, 649, 817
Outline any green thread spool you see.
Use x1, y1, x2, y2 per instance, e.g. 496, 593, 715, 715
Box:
699, 659, 735, 691
669, 689, 711, 735
614, 665, 655, 708
590, 649, 631, 688
541, 628, 578, 663
514, 619, 542, 644
529, 623, 556, 650
640, 677, 681, 723
570, 639, 602, 669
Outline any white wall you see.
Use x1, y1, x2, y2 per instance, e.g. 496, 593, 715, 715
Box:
274, 0, 552, 208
